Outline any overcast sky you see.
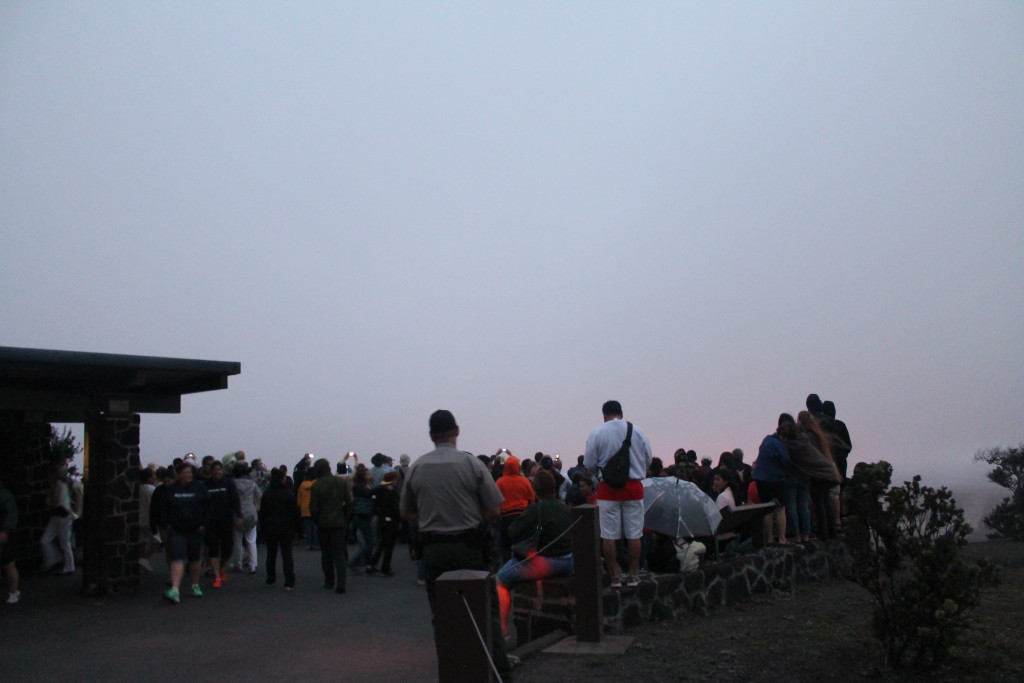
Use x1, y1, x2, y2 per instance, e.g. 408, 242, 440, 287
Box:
2, 3, 1021, 522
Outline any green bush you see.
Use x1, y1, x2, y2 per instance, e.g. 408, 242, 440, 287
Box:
974, 444, 1024, 540
844, 461, 999, 670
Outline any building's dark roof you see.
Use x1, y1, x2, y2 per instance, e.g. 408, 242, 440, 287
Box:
0, 346, 241, 421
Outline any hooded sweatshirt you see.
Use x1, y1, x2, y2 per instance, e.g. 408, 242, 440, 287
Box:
496, 456, 535, 516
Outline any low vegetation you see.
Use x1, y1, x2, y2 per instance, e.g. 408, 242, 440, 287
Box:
975, 444, 1024, 541
843, 461, 999, 670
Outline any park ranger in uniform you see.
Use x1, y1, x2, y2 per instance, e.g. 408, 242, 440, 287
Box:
401, 409, 512, 679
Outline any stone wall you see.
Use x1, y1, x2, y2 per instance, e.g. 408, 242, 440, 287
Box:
0, 412, 62, 570
82, 413, 142, 595
510, 540, 854, 642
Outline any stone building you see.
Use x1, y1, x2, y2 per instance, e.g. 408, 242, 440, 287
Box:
0, 346, 240, 595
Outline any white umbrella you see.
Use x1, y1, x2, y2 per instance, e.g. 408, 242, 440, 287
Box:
642, 477, 722, 538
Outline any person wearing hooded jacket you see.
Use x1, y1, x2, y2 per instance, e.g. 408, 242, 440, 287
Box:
259, 467, 300, 590
309, 457, 352, 593
495, 455, 535, 564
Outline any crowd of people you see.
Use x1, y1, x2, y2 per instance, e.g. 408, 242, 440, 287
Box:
135, 449, 412, 602
2, 396, 850, 680
53, 393, 849, 603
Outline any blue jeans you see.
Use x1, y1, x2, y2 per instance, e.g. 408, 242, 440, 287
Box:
496, 552, 574, 586
349, 515, 374, 566
303, 517, 319, 548
785, 475, 811, 537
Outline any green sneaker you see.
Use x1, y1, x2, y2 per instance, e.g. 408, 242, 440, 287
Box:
190, 584, 204, 598
163, 588, 180, 604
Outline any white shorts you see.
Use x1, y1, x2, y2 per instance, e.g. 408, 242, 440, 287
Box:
597, 499, 644, 540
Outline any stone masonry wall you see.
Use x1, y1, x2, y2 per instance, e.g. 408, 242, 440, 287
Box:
511, 540, 854, 642
83, 413, 142, 595
0, 412, 53, 569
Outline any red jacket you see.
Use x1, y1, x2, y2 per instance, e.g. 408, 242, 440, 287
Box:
496, 456, 535, 515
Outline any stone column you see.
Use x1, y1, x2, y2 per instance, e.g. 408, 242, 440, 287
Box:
82, 412, 141, 595
0, 412, 52, 569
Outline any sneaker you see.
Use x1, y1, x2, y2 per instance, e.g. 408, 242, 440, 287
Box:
365, 566, 378, 574
6, 591, 20, 604
284, 585, 295, 592
191, 584, 204, 598
265, 580, 276, 588
219, 570, 228, 583
164, 588, 180, 604
212, 577, 223, 589
625, 574, 640, 588
381, 569, 394, 577
610, 574, 624, 589
247, 568, 257, 575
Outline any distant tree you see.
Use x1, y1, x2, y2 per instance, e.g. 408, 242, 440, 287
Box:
844, 461, 999, 670
49, 425, 82, 466
974, 444, 1024, 541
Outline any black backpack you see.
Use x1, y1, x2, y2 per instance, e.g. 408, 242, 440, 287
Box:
600, 422, 633, 488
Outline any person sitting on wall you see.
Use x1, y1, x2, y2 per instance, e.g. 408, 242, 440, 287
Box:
496, 470, 574, 641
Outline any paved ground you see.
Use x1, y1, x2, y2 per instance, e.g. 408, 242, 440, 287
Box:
0, 543, 440, 682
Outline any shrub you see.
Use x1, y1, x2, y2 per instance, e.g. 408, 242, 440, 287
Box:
974, 444, 1024, 540
49, 425, 82, 465
843, 461, 999, 670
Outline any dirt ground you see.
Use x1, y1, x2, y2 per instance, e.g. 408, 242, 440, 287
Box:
513, 539, 1024, 682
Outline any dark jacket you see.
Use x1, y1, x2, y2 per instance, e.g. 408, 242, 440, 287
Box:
309, 475, 352, 529
352, 481, 375, 517
204, 477, 240, 524
508, 498, 573, 557
163, 480, 210, 533
259, 481, 300, 536
371, 484, 400, 521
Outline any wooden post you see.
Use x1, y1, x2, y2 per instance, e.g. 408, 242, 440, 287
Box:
571, 504, 603, 642
435, 569, 495, 682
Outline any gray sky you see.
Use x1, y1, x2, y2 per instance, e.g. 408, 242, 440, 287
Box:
2, 3, 1022, 516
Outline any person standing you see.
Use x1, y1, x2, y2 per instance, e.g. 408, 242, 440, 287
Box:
138, 467, 159, 573
259, 467, 299, 590
40, 464, 76, 575
369, 453, 394, 487
309, 457, 352, 594
365, 471, 400, 576
1, 475, 21, 604
348, 465, 376, 570
162, 462, 210, 603
297, 470, 318, 551
823, 399, 853, 525
754, 417, 792, 545
204, 462, 241, 589
583, 400, 653, 588
400, 409, 512, 680
231, 463, 261, 574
